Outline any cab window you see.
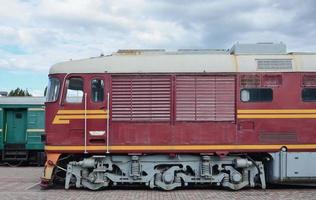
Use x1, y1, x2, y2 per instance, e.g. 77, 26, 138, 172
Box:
91, 79, 104, 102
241, 88, 273, 102
46, 77, 60, 102
66, 77, 84, 103
302, 88, 316, 101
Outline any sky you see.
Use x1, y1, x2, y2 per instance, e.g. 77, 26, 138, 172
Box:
0, 0, 316, 96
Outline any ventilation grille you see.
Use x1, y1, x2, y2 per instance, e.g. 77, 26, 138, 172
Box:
257, 59, 292, 70
262, 75, 282, 86
259, 133, 297, 143
176, 76, 235, 121
111, 76, 171, 121
303, 75, 316, 87
240, 75, 260, 87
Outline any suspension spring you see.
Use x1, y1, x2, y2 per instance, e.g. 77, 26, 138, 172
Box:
131, 156, 140, 179
201, 156, 211, 176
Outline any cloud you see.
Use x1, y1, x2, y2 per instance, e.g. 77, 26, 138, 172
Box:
0, 0, 315, 75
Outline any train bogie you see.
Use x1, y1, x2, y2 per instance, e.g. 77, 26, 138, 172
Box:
64, 154, 265, 190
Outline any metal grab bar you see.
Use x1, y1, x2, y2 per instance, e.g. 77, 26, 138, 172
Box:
59, 73, 70, 106
4, 123, 7, 143
106, 92, 110, 154
84, 93, 88, 154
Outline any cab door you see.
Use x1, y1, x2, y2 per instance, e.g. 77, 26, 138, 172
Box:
86, 74, 109, 149
60, 75, 86, 146
57, 74, 109, 152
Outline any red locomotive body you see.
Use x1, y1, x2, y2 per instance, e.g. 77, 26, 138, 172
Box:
42, 43, 316, 190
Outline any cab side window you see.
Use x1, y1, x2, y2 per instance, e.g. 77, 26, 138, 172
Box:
241, 88, 273, 102
91, 79, 104, 102
302, 88, 316, 101
66, 77, 84, 103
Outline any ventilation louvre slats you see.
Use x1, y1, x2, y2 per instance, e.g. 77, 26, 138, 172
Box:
303, 75, 316, 87
176, 76, 235, 121
111, 76, 171, 121
112, 75, 235, 122
257, 59, 292, 70
240, 75, 260, 87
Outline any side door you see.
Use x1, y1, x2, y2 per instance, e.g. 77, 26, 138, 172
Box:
6, 109, 27, 144
60, 75, 86, 146
86, 74, 109, 149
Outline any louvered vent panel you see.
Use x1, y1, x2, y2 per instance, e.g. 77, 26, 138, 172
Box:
257, 59, 292, 70
111, 76, 171, 121
215, 76, 235, 121
303, 75, 316, 87
240, 75, 260, 87
196, 77, 216, 121
262, 75, 282, 86
176, 76, 235, 121
176, 77, 197, 121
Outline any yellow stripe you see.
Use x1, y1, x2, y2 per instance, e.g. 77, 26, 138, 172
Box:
57, 115, 107, 119
238, 109, 316, 114
53, 114, 108, 124
45, 144, 316, 151
238, 114, 316, 119
27, 129, 45, 132
57, 110, 107, 114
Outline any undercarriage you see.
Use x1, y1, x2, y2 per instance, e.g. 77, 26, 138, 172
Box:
62, 154, 266, 190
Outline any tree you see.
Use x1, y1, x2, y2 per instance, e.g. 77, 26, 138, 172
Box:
8, 88, 32, 96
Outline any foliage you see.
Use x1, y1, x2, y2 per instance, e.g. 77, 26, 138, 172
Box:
8, 88, 32, 96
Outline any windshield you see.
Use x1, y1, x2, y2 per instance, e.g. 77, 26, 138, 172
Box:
46, 77, 60, 102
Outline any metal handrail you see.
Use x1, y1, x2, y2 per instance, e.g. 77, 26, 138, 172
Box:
4, 123, 7, 143
106, 92, 110, 154
59, 73, 70, 106
84, 93, 88, 154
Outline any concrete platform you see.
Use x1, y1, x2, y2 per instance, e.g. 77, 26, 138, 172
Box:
0, 166, 315, 200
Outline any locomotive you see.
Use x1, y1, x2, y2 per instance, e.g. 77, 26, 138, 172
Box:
42, 43, 316, 190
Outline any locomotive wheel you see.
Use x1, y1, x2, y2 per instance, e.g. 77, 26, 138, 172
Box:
152, 166, 183, 190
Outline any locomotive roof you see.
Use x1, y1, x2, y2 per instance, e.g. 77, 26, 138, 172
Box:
0, 97, 45, 105
49, 43, 316, 74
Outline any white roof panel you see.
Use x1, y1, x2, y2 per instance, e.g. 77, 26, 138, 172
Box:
50, 54, 236, 74
49, 50, 316, 74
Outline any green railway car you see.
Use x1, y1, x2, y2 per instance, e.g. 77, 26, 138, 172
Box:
0, 97, 45, 165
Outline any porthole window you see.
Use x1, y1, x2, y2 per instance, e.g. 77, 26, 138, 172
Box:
66, 77, 84, 103
241, 88, 273, 102
241, 90, 250, 102
302, 88, 316, 101
91, 79, 104, 102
